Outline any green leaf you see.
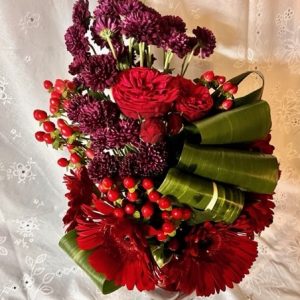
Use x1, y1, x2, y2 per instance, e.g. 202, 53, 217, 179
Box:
177, 143, 279, 194
158, 168, 244, 224
185, 100, 271, 145
150, 245, 172, 268
59, 230, 120, 295
188, 208, 216, 225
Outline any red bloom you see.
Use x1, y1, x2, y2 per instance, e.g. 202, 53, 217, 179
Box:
249, 134, 275, 154
140, 118, 166, 144
76, 200, 158, 291
160, 222, 257, 297
167, 113, 183, 135
175, 76, 213, 122
242, 193, 275, 235
112, 67, 179, 119
63, 167, 95, 232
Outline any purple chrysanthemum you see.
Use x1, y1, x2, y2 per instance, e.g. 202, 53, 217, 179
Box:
80, 54, 118, 91
93, 0, 117, 17
94, 14, 121, 37
161, 30, 190, 58
87, 152, 118, 182
192, 26, 216, 58
91, 126, 127, 152
135, 141, 168, 177
65, 24, 89, 56
122, 8, 161, 44
68, 54, 89, 76
118, 153, 137, 178
161, 15, 186, 33
115, 0, 144, 16
72, 0, 91, 30
66, 94, 93, 122
119, 119, 140, 143
78, 100, 120, 135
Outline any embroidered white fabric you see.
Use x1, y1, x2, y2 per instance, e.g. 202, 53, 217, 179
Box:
0, 0, 300, 299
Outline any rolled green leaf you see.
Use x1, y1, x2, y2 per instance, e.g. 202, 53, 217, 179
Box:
178, 143, 279, 194
59, 230, 120, 294
185, 100, 271, 144
158, 168, 244, 224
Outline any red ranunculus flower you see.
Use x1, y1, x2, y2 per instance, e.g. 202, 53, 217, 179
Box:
112, 67, 179, 119
160, 222, 258, 297
140, 118, 166, 144
76, 199, 158, 291
63, 167, 95, 232
175, 76, 213, 122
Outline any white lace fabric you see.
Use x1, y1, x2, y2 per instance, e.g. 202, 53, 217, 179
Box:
0, 0, 300, 299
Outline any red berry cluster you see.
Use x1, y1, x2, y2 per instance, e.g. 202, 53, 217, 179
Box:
33, 79, 95, 169
97, 177, 192, 243
200, 70, 238, 111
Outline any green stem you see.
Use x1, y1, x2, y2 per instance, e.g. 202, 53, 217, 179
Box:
180, 55, 188, 75
128, 37, 134, 66
181, 43, 200, 76
89, 42, 97, 55
139, 42, 145, 67
147, 45, 152, 67
106, 36, 117, 60
163, 51, 173, 72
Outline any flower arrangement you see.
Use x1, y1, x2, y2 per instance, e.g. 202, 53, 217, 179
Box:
33, 0, 280, 297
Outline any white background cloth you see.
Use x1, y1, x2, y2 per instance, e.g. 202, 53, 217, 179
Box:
0, 0, 300, 299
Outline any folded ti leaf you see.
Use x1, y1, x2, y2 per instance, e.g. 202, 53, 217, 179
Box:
158, 168, 244, 224
177, 143, 279, 194
59, 230, 120, 294
185, 100, 271, 144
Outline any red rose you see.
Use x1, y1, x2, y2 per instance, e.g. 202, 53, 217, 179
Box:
112, 67, 179, 119
167, 113, 183, 135
140, 118, 166, 144
175, 76, 213, 122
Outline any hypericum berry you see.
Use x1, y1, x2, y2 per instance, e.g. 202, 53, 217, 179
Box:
49, 105, 59, 114
107, 189, 120, 202
113, 208, 124, 218
229, 85, 238, 94
127, 191, 139, 202
102, 177, 114, 189
158, 197, 172, 210
35, 131, 45, 142
98, 183, 109, 193
57, 119, 67, 129
33, 109, 47, 121
123, 177, 136, 189
162, 222, 175, 234
220, 99, 233, 111
148, 190, 161, 203
43, 80, 53, 90
124, 203, 135, 215
60, 126, 73, 137
66, 81, 76, 91
51, 91, 61, 99
70, 153, 81, 164
156, 230, 167, 242
50, 98, 60, 107
141, 203, 154, 219
54, 79, 65, 93
182, 208, 192, 220
57, 158, 69, 167
43, 121, 56, 133
171, 208, 183, 220
222, 82, 234, 92
72, 126, 80, 132
215, 75, 226, 84
43, 133, 54, 144
168, 238, 180, 251
85, 149, 95, 159
66, 144, 75, 152
201, 70, 215, 82
161, 211, 170, 220
142, 178, 154, 190
62, 100, 71, 110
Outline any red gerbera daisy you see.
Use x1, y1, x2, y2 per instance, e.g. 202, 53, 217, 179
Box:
160, 222, 258, 297
242, 193, 275, 234
76, 200, 158, 291
63, 167, 95, 231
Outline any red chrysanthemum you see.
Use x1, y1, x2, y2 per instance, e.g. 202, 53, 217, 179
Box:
160, 222, 258, 297
76, 200, 158, 291
63, 167, 95, 232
